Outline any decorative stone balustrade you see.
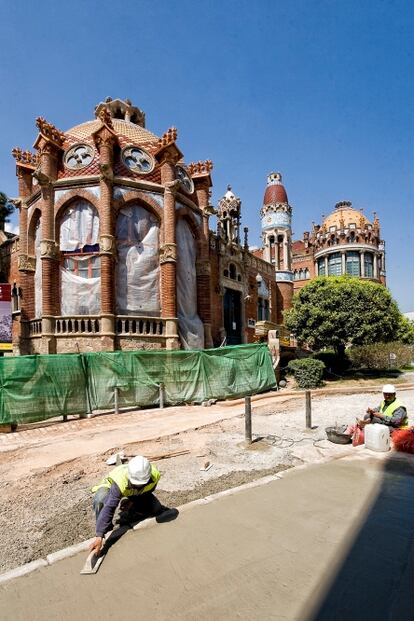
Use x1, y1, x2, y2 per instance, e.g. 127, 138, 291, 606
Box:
116, 316, 165, 337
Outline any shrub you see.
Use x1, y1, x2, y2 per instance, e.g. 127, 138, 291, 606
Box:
348, 342, 414, 370
287, 358, 325, 389
312, 350, 350, 377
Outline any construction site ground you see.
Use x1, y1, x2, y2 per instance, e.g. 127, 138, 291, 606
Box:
1, 450, 414, 621
1, 377, 413, 577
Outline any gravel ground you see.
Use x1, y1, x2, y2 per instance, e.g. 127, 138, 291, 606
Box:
1, 388, 413, 573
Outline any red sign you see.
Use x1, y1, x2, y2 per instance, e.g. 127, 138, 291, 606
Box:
0, 284, 12, 350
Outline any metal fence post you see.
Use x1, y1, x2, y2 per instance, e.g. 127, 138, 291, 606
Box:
245, 396, 252, 444
114, 386, 119, 415
305, 390, 312, 429
159, 383, 165, 409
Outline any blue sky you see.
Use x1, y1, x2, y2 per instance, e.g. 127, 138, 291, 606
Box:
1, 0, 413, 310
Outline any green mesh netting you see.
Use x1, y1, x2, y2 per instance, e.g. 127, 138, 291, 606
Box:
0, 344, 276, 424
0, 354, 88, 424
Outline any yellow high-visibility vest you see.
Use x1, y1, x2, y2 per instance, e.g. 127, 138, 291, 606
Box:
379, 398, 408, 429
92, 464, 160, 496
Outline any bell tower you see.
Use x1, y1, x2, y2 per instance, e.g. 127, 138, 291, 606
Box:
260, 172, 293, 320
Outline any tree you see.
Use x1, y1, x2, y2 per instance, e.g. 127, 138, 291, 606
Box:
396, 315, 414, 344
284, 276, 402, 356
0, 192, 14, 231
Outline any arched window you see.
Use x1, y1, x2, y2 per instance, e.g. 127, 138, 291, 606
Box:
364, 253, 373, 278
60, 200, 100, 315
346, 251, 360, 276
116, 204, 160, 315
305, 268, 310, 279
34, 219, 42, 318
229, 263, 236, 280
176, 218, 204, 349
328, 253, 342, 276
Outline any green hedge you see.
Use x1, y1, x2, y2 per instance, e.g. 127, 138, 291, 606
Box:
312, 350, 350, 377
287, 358, 325, 389
348, 342, 414, 370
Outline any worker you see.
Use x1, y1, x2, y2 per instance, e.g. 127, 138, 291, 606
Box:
346, 384, 408, 444
364, 384, 408, 430
89, 455, 162, 556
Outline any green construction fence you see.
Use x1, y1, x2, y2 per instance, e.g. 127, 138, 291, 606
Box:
0, 343, 276, 425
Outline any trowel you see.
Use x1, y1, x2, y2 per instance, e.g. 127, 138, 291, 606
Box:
80, 549, 106, 575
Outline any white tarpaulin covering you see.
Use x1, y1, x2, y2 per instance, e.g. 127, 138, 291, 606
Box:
176, 219, 204, 349
34, 221, 42, 318
116, 205, 160, 315
60, 201, 99, 251
60, 201, 101, 315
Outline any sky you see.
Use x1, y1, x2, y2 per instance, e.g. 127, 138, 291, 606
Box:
0, 0, 413, 310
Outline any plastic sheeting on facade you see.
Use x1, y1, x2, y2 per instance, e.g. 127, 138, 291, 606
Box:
60, 201, 101, 316
34, 221, 42, 318
176, 218, 205, 349
116, 205, 160, 316
0, 344, 276, 424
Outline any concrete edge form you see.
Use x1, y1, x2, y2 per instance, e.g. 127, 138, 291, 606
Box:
0, 559, 49, 585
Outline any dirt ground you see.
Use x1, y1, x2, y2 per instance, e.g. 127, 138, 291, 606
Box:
1, 385, 413, 574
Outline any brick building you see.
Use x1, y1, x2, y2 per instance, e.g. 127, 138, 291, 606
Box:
291, 200, 386, 293
8, 98, 290, 355
5, 98, 385, 355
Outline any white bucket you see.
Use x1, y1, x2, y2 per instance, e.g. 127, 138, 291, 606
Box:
364, 423, 390, 452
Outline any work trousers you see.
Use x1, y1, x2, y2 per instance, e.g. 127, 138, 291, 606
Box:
93, 488, 164, 522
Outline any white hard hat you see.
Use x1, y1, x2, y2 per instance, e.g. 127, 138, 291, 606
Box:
128, 456, 152, 486
382, 384, 396, 394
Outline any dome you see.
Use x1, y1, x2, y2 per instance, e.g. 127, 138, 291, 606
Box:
263, 172, 288, 205
65, 118, 159, 145
323, 201, 371, 229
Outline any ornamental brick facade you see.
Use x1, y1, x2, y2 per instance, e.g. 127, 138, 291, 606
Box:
3, 98, 386, 355
6, 98, 287, 355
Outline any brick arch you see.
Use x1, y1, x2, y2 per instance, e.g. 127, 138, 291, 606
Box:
175, 205, 202, 242
27, 207, 42, 256
54, 191, 101, 250
54, 188, 101, 224
113, 190, 163, 223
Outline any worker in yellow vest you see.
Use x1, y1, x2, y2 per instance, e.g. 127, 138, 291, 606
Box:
89, 455, 162, 556
365, 384, 408, 429
346, 384, 408, 445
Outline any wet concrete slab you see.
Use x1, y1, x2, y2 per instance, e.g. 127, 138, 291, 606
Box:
1, 453, 414, 620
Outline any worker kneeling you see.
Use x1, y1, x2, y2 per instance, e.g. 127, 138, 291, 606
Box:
90, 455, 164, 556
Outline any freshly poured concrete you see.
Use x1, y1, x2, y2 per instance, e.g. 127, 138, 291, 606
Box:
1, 453, 414, 621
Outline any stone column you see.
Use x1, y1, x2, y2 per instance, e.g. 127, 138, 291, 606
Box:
360, 251, 365, 277
341, 251, 346, 275
263, 234, 271, 263
94, 127, 117, 344
35, 140, 60, 353
283, 233, 289, 269
373, 253, 378, 279
160, 162, 179, 349
315, 260, 319, 276
195, 181, 213, 348
324, 256, 328, 275
13, 161, 36, 347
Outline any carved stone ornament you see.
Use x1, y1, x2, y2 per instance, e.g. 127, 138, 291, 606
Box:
35, 117, 65, 147
159, 243, 177, 264
18, 254, 36, 272
40, 240, 59, 259
164, 179, 181, 195
196, 261, 211, 276
99, 234, 115, 253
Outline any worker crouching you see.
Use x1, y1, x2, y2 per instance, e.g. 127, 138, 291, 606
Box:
89, 455, 164, 556
346, 384, 408, 446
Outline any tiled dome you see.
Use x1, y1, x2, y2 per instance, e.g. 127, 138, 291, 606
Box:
65, 118, 159, 145
263, 172, 288, 205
